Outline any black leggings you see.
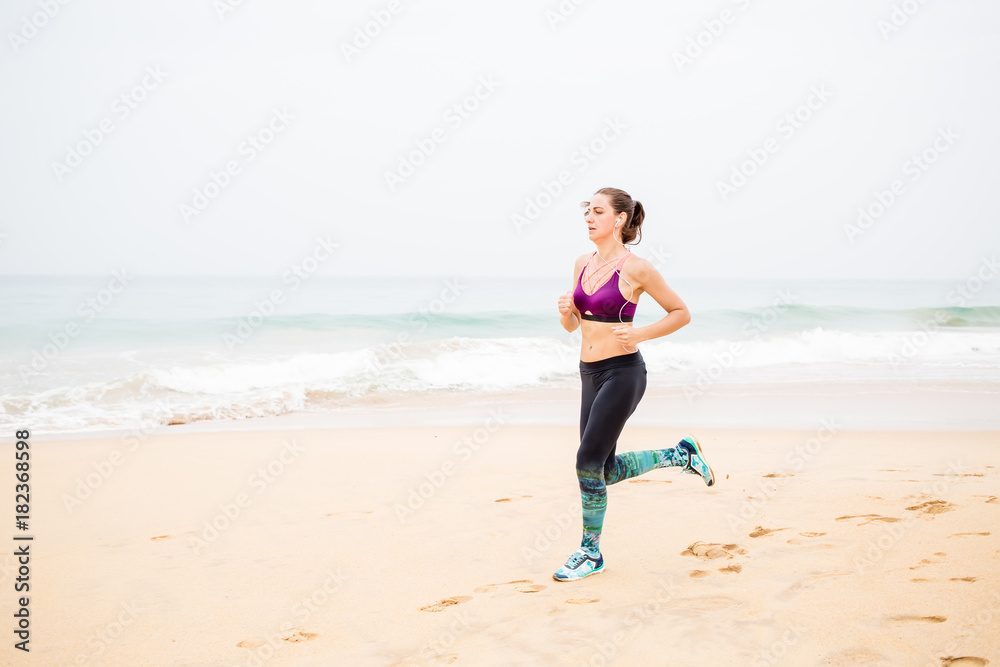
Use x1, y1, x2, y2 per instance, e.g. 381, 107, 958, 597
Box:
577, 350, 647, 478
572, 349, 689, 557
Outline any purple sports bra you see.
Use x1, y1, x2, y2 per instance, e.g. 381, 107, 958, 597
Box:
573, 251, 637, 322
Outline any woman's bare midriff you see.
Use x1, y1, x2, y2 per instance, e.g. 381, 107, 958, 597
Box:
578, 319, 637, 362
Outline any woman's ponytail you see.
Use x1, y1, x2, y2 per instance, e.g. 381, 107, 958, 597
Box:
624, 199, 644, 246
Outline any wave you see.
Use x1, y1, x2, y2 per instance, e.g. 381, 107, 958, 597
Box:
2, 328, 1000, 433
2, 305, 999, 349
0, 337, 579, 432
689, 304, 1000, 334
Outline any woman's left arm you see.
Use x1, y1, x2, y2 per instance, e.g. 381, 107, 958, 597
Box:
612, 257, 691, 347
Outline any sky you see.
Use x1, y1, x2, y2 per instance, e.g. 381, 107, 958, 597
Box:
1, 0, 998, 280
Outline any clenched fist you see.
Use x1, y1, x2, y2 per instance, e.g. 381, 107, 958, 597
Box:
558, 290, 576, 317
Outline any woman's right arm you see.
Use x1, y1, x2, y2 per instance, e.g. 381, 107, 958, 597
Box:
558, 259, 582, 333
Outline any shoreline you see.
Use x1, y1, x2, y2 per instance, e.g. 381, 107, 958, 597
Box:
24, 378, 1000, 443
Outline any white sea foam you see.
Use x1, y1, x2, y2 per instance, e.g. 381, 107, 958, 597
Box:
2, 329, 999, 433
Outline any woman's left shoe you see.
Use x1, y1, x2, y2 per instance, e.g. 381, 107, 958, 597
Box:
679, 435, 715, 487
552, 549, 605, 581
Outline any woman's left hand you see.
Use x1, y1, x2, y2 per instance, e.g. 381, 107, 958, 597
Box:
611, 324, 643, 349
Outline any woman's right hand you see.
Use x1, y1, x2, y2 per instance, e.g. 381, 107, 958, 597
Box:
558, 290, 575, 317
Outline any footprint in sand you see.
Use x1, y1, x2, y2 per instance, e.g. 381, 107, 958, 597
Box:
494, 495, 532, 503
762, 473, 793, 478
420, 596, 473, 612
474, 580, 546, 595
749, 526, 789, 538
515, 584, 546, 593
681, 542, 747, 560
934, 473, 983, 477
950, 532, 990, 537
941, 658, 989, 666
718, 564, 742, 574
150, 535, 172, 541
689, 570, 709, 578
835, 514, 901, 526
237, 628, 319, 648
822, 647, 893, 666
786, 532, 835, 547
986, 497, 999, 505
906, 500, 955, 516
474, 579, 527, 593
566, 598, 599, 604
949, 577, 979, 583
889, 615, 947, 624
782, 570, 850, 597
909, 553, 948, 570
672, 596, 741, 612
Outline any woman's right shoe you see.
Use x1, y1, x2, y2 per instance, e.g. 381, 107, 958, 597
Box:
678, 435, 715, 487
552, 549, 605, 581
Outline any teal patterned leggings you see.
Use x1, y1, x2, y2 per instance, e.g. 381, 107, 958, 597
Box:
576, 351, 688, 556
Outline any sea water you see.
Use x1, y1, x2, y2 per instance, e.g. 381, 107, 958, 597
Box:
1, 275, 999, 433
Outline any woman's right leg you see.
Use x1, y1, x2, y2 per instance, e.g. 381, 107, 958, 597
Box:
604, 447, 687, 484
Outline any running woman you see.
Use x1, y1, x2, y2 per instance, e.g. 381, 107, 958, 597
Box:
553, 187, 715, 582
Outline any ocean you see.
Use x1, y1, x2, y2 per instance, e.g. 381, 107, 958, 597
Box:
2, 274, 999, 434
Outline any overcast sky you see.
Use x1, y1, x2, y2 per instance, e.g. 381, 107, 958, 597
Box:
1, 1, 998, 280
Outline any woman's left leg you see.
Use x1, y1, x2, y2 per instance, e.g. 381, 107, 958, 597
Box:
573, 362, 648, 559
556, 356, 716, 581
575, 370, 711, 556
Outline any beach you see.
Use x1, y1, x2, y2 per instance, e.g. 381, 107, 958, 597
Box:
9, 408, 999, 666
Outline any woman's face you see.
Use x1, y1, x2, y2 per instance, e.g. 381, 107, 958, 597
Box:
584, 193, 621, 241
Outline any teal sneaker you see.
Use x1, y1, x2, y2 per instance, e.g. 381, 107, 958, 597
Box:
679, 435, 715, 487
553, 549, 605, 582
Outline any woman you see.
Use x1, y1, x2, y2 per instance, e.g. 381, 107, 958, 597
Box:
553, 187, 715, 582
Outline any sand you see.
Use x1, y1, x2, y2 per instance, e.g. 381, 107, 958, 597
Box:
3, 421, 999, 666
